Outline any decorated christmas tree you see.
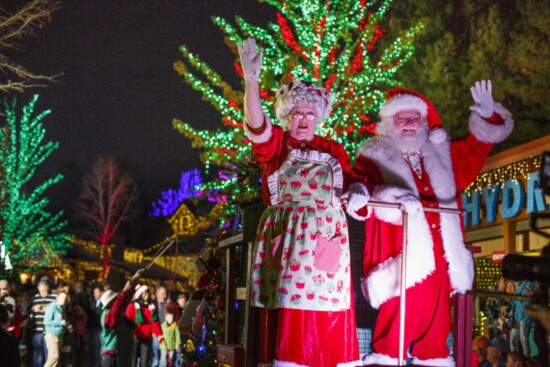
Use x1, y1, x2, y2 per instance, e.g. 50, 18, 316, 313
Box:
180, 251, 225, 367
173, 0, 423, 209
0, 95, 70, 272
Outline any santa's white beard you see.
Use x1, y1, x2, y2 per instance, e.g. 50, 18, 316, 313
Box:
389, 125, 429, 153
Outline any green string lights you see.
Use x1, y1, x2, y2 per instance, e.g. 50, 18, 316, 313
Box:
0, 95, 70, 272
173, 0, 423, 212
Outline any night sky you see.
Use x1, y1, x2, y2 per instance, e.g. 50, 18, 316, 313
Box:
7, 1, 274, 231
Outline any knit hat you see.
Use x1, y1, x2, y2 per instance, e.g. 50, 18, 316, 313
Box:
100, 290, 118, 308
0, 279, 8, 290
473, 335, 490, 350
377, 88, 448, 144
133, 284, 149, 301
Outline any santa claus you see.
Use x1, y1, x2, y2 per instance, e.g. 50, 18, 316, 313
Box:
346, 80, 514, 366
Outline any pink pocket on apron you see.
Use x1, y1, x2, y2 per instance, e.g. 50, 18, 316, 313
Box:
314, 234, 343, 273
265, 233, 284, 270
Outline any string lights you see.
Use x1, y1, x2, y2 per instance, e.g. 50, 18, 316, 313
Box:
172, 0, 423, 213
0, 95, 70, 272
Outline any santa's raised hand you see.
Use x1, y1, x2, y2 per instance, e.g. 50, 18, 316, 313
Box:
469, 80, 494, 118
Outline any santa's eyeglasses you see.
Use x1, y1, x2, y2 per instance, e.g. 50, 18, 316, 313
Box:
395, 116, 421, 125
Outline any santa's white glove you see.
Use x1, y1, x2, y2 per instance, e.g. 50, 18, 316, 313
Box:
373, 186, 422, 224
342, 182, 370, 221
237, 38, 263, 81
469, 80, 493, 118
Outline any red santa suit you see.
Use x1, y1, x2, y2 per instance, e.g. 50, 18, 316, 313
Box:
351, 88, 514, 366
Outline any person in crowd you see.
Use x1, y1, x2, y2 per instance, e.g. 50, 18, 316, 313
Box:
509, 281, 535, 356
125, 284, 163, 367
0, 278, 24, 339
59, 288, 74, 367
149, 285, 157, 302
70, 291, 88, 366
43, 291, 69, 367
103, 281, 112, 293
100, 268, 144, 367
473, 335, 492, 367
0, 279, 15, 317
168, 282, 180, 303
506, 351, 528, 367
238, 37, 364, 366
174, 292, 189, 321
29, 279, 56, 367
10, 290, 27, 341
151, 285, 171, 367
90, 284, 105, 367
0, 303, 20, 367
486, 277, 513, 339
346, 80, 514, 365
487, 336, 510, 367
159, 307, 181, 367
74, 280, 90, 311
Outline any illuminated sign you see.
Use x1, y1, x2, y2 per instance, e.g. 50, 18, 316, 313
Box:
462, 172, 549, 227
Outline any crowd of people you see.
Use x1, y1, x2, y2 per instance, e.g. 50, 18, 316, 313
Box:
0, 273, 196, 367
474, 277, 547, 367
472, 334, 542, 367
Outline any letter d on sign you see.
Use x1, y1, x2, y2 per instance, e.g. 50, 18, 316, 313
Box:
501, 179, 524, 219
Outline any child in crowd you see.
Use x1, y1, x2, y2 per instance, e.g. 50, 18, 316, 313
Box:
160, 307, 181, 367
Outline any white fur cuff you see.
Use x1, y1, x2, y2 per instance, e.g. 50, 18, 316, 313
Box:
362, 352, 399, 366
243, 113, 273, 144
468, 102, 514, 144
344, 182, 371, 220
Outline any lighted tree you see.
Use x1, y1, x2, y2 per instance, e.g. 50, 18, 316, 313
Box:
0, 94, 69, 271
74, 156, 139, 279
172, 0, 423, 206
150, 168, 202, 217
0, 0, 61, 93
387, 0, 550, 150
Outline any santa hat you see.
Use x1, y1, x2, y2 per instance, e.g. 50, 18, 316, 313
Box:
377, 88, 448, 144
133, 284, 149, 301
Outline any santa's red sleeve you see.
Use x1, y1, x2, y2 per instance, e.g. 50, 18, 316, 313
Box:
452, 103, 514, 190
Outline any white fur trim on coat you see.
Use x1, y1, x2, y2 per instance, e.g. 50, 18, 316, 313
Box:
362, 352, 399, 366
468, 103, 514, 144
243, 113, 273, 144
357, 135, 474, 307
361, 205, 434, 309
411, 356, 455, 367
429, 127, 449, 144
344, 182, 371, 220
